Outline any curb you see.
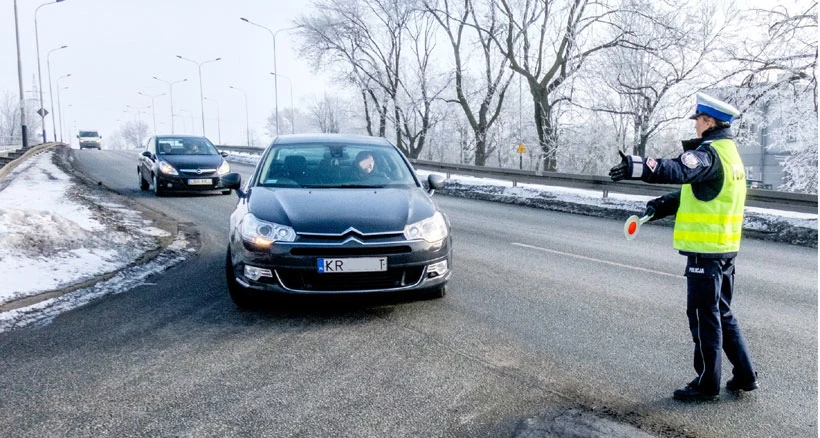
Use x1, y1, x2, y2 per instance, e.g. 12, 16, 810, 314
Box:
0, 143, 59, 181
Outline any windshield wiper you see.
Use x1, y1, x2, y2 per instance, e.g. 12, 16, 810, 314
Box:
335, 184, 386, 189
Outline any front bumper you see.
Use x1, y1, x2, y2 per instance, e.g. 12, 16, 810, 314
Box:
156, 173, 228, 192
230, 236, 452, 294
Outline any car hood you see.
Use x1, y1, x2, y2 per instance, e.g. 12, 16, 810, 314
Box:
161, 154, 223, 169
247, 187, 437, 234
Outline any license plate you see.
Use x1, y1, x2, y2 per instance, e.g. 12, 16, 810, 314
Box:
188, 178, 212, 185
317, 257, 387, 273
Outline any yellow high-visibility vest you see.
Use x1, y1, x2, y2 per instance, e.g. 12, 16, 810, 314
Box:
673, 139, 746, 254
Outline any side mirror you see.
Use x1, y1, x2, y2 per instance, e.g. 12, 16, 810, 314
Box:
427, 174, 446, 195
141, 151, 152, 158
76, 135, 79, 139
220, 151, 229, 158
220, 172, 244, 197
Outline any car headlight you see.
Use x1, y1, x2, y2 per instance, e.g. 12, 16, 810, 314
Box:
404, 211, 448, 243
240, 213, 296, 248
158, 160, 178, 175
217, 160, 230, 176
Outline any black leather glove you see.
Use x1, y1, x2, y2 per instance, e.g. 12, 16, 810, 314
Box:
609, 151, 645, 182
609, 151, 629, 181
644, 203, 656, 219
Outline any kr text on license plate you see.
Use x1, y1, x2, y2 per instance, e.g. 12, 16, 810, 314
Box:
317, 257, 387, 273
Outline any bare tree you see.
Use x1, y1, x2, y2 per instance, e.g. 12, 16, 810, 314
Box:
119, 120, 149, 149
298, 0, 408, 144
298, 0, 446, 158
395, 9, 449, 158
311, 93, 342, 133
579, 0, 734, 157
425, 0, 513, 165
492, 0, 635, 171
721, 1, 818, 193
0, 92, 20, 143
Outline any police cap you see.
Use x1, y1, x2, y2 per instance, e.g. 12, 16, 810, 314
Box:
688, 92, 740, 123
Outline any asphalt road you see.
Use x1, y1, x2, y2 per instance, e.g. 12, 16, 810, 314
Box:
0, 149, 816, 437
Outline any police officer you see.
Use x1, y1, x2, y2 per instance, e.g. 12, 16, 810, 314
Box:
609, 93, 759, 402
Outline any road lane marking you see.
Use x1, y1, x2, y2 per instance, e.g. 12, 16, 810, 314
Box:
511, 242, 682, 279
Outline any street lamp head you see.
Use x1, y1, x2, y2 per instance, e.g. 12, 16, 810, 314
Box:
240, 17, 249, 22
60, 45, 67, 49
176, 55, 183, 59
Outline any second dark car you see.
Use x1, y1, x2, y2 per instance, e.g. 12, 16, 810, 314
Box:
138, 135, 232, 196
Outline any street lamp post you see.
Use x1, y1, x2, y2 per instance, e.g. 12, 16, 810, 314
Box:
153, 76, 187, 134
46, 44, 67, 142
138, 91, 166, 135
240, 18, 297, 136
34, 0, 66, 144
270, 72, 295, 134
178, 109, 194, 134
125, 104, 149, 126
204, 97, 221, 144
229, 85, 250, 147
13, 0, 29, 149
55, 74, 69, 142
176, 55, 220, 136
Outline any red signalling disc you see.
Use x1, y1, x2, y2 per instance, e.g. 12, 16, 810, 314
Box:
628, 221, 637, 235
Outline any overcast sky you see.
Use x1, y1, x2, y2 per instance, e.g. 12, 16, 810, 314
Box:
1, 0, 330, 146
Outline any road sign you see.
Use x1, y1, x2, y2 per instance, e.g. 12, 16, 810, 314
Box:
37, 108, 49, 117
516, 143, 526, 154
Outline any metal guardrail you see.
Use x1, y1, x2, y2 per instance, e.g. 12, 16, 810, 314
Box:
216, 145, 818, 213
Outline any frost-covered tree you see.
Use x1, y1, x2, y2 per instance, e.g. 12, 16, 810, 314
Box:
118, 120, 149, 149
425, 0, 513, 166
577, 0, 735, 157
720, 1, 817, 193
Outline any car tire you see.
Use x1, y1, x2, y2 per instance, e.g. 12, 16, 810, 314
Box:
226, 247, 255, 308
152, 174, 164, 197
429, 285, 446, 299
138, 169, 149, 191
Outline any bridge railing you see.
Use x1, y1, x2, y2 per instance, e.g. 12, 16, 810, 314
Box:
216, 144, 817, 213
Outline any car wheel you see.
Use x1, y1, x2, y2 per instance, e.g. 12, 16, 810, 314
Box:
152, 174, 164, 197
222, 189, 231, 195
429, 285, 446, 299
138, 169, 149, 191
226, 246, 255, 308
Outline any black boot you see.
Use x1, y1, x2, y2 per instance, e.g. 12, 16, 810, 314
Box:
673, 380, 719, 402
726, 372, 759, 392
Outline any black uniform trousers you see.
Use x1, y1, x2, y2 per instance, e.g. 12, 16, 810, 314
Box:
685, 255, 756, 395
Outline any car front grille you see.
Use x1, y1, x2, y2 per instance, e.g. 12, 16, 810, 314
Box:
276, 266, 425, 292
289, 246, 412, 256
180, 169, 217, 176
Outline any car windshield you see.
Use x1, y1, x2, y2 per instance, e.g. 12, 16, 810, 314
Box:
256, 143, 418, 189
156, 137, 219, 156
79, 131, 99, 137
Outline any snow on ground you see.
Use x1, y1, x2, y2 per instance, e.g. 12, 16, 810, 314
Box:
0, 149, 194, 332
0, 148, 815, 332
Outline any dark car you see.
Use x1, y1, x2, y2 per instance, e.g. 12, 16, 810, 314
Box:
138, 135, 232, 196
220, 134, 452, 307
